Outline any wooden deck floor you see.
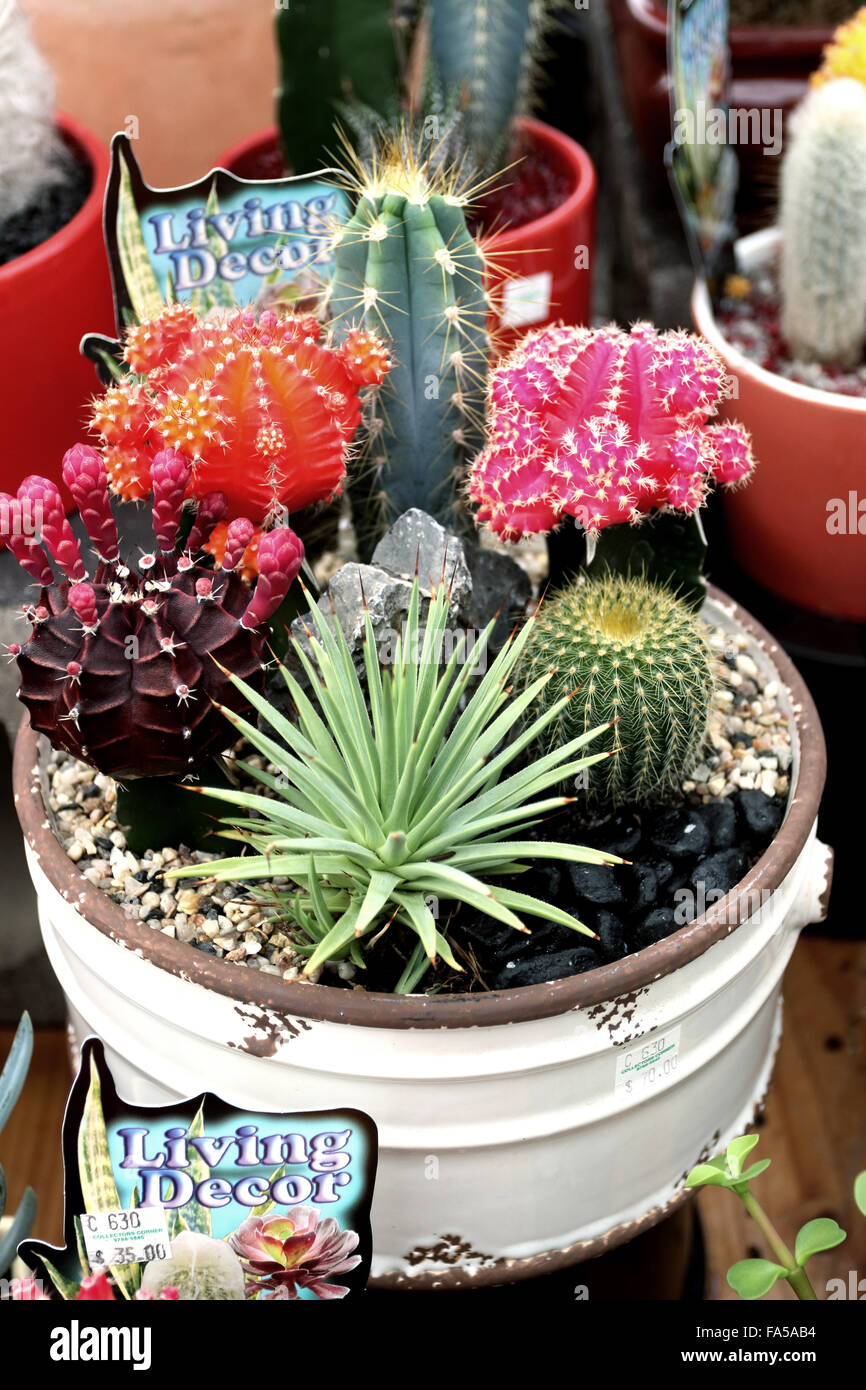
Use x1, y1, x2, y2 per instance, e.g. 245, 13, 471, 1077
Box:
3, 933, 864, 1300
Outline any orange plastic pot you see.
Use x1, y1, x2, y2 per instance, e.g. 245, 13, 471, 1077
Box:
0, 114, 113, 500
218, 117, 597, 349
692, 229, 866, 624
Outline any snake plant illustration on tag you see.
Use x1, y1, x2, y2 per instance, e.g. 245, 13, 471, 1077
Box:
82, 134, 351, 378
665, 0, 738, 284
19, 1039, 376, 1301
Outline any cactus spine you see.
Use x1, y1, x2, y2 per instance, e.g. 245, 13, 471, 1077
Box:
521, 576, 715, 808
428, 0, 554, 172
780, 79, 866, 367
330, 142, 490, 556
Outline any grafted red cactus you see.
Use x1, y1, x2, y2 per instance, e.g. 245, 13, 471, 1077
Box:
468, 322, 756, 539
89, 305, 391, 523
4, 448, 304, 778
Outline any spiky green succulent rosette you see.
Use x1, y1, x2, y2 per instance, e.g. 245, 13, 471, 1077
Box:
521, 575, 715, 809
168, 577, 620, 994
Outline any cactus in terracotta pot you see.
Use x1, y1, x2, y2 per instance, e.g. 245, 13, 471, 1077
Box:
428, 0, 558, 174
0, 0, 69, 225
779, 78, 866, 367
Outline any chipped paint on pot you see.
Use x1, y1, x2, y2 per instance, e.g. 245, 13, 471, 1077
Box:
14, 591, 831, 1289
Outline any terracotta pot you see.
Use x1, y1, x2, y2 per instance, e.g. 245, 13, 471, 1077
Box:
14, 588, 832, 1289
218, 117, 597, 346
609, 0, 831, 221
692, 229, 866, 623
19, 0, 278, 189
0, 114, 113, 499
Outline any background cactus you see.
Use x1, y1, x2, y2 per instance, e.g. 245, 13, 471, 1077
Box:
0, 1014, 35, 1277
779, 79, 866, 367
4, 448, 303, 780
520, 575, 715, 808
428, 0, 558, 173
469, 322, 755, 540
0, 1, 69, 225
89, 305, 390, 524
812, 6, 866, 89
330, 137, 490, 557
275, 0, 413, 174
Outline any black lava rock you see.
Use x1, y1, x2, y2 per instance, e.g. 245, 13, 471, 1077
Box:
642, 854, 675, 889
635, 906, 679, 948
736, 790, 785, 841
702, 796, 737, 851
595, 910, 627, 961
688, 849, 748, 903
568, 861, 626, 906
624, 862, 659, 912
494, 946, 600, 989
584, 812, 642, 858
646, 807, 710, 860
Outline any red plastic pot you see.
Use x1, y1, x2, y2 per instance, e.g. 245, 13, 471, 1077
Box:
0, 114, 113, 500
218, 116, 597, 349
610, 0, 832, 221
692, 229, 866, 624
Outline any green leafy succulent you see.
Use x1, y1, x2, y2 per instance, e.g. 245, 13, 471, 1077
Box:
687, 1134, 849, 1301
168, 576, 618, 993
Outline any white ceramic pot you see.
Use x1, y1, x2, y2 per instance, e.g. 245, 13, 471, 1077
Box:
14, 590, 831, 1289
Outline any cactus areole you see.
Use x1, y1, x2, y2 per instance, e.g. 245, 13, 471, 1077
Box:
469, 322, 756, 540
3, 447, 304, 778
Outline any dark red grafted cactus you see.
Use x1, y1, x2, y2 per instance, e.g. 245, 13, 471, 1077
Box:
5, 448, 305, 779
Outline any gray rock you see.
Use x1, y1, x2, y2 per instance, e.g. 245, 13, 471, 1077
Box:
288, 510, 531, 674
371, 509, 473, 611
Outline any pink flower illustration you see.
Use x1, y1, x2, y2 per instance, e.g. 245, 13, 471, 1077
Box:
228, 1209, 362, 1300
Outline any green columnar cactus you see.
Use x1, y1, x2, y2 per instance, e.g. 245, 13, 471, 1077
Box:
330, 145, 490, 556
428, 0, 556, 172
780, 78, 866, 367
0, 1014, 35, 1275
520, 576, 715, 808
275, 0, 407, 174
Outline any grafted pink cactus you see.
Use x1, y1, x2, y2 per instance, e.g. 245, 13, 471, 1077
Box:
151, 449, 191, 553
469, 322, 756, 538
0, 494, 54, 584
186, 491, 228, 555
221, 517, 256, 571
61, 445, 119, 562
241, 528, 305, 629
17, 476, 86, 579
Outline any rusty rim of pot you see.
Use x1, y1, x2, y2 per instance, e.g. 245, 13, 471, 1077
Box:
13, 586, 827, 1031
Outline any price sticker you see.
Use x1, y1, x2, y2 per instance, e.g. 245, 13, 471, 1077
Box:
79, 1208, 171, 1268
615, 1025, 682, 1098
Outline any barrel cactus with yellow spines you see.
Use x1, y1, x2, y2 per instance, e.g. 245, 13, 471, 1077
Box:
521, 575, 716, 809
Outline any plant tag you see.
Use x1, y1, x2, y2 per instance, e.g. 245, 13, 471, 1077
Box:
81, 134, 353, 382
20, 1039, 377, 1302
615, 1024, 682, 1098
79, 1207, 171, 1268
501, 271, 553, 328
